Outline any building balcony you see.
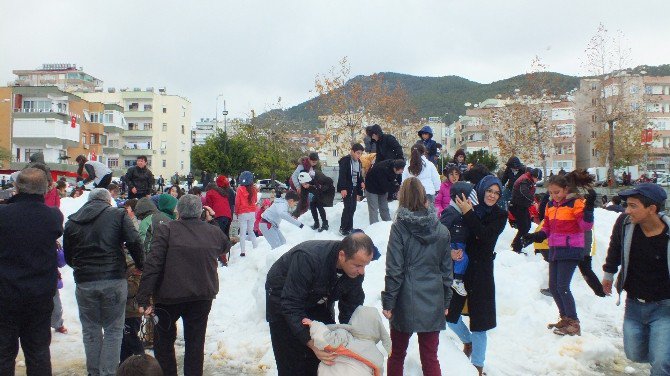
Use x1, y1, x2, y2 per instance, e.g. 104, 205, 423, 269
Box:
124, 110, 153, 118
13, 109, 69, 123
12, 118, 79, 147
122, 148, 154, 156
104, 123, 125, 133
124, 129, 153, 137
103, 146, 123, 155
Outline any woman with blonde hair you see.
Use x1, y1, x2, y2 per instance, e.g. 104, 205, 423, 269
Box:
382, 177, 453, 376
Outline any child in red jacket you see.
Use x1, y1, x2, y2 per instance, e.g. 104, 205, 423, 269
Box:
235, 171, 259, 256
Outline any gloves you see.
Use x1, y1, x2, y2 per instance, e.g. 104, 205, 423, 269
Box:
77, 181, 85, 188
521, 232, 547, 248
584, 189, 597, 210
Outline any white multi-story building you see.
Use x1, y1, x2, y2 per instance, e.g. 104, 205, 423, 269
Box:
79, 87, 192, 178
12, 64, 102, 93
193, 118, 217, 146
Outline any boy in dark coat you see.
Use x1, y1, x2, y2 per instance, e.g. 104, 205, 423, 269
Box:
509, 168, 540, 253
337, 143, 365, 236
418, 125, 438, 165
364, 159, 405, 224
440, 182, 474, 297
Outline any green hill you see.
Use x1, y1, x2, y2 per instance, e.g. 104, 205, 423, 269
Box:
259, 64, 666, 129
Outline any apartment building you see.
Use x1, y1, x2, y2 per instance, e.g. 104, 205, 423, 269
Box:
0, 86, 118, 174
12, 64, 102, 93
80, 88, 192, 178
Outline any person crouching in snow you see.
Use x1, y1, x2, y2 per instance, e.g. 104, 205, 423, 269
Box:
523, 170, 596, 336
302, 306, 392, 376
260, 191, 304, 249
298, 171, 335, 232
440, 182, 474, 297
254, 198, 272, 237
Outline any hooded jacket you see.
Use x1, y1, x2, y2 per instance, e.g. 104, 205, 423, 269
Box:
136, 197, 172, 255
511, 171, 536, 208
205, 187, 232, 219
382, 206, 453, 333
446, 176, 507, 332
265, 240, 366, 345
64, 198, 143, 283
0, 194, 63, 302
301, 171, 335, 207
501, 156, 525, 190
158, 194, 177, 219
136, 218, 229, 306
418, 125, 438, 164
309, 306, 391, 376
367, 124, 404, 162
364, 159, 400, 195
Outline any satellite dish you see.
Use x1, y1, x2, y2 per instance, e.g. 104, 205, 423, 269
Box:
464, 102, 471, 107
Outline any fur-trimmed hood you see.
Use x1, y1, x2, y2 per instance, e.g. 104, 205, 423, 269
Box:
396, 206, 441, 244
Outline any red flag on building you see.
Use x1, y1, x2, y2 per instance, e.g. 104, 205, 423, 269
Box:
642, 129, 653, 144
90, 151, 97, 161
71, 116, 76, 128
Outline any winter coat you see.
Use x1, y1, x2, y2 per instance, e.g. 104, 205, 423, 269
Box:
158, 194, 177, 220
434, 180, 453, 216
301, 171, 335, 207
337, 155, 364, 196
401, 155, 441, 196
511, 172, 536, 208
83, 161, 112, 186
446, 199, 507, 332
235, 185, 257, 214
440, 204, 469, 246
265, 240, 366, 345
382, 206, 453, 333
136, 218, 229, 306
205, 188, 232, 219
365, 159, 399, 195
44, 186, 60, 208
25, 152, 52, 184
254, 200, 271, 233
368, 124, 404, 162
261, 198, 302, 228
63, 198, 144, 283
124, 165, 155, 196
290, 156, 315, 190
540, 195, 593, 261
501, 157, 525, 190
418, 125, 438, 164
0, 194, 63, 302
309, 306, 391, 376
605, 204, 624, 213
136, 197, 172, 256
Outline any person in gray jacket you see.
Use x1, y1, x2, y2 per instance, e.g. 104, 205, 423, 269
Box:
382, 177, 453, 376
260, 191, 304, 249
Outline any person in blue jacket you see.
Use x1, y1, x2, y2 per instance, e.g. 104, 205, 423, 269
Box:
418, 125, 438, 165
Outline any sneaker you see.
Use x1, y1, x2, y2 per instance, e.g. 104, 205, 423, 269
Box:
55, 326, 68, 334
452, 279, 467, 296
540, 288, 552, 296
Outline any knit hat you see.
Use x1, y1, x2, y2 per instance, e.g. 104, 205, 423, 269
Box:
216, 175, 229, 188
158, 194, 178, 220
450, 181, 474, 200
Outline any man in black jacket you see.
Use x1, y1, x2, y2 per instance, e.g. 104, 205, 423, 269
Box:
64, 188, 143, 376
0, 168, 63, 376
265, 233, 375, 376
337, 143, 365, 236
365, 124, 404, 162
365, 159, 405, 224
124, 155, 155, 199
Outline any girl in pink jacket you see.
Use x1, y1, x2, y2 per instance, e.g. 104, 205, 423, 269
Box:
434, 166, 461, 216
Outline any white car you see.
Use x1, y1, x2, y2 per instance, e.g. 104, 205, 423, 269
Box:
257, 179, 288, 191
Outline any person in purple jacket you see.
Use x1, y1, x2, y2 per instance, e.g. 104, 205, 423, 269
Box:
51, 242, 68, 334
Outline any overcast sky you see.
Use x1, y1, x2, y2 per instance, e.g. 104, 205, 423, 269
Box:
2, 0, 669, 121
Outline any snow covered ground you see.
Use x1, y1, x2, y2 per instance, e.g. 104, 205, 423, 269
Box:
15, 193, 651, 375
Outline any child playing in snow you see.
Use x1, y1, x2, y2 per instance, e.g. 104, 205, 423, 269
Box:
302, 306, 391, 376
439, 181, 474, 297
254, 198, 272, 237
260, 191, 304, 249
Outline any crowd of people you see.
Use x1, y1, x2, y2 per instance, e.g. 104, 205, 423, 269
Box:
0, 123, 668, 376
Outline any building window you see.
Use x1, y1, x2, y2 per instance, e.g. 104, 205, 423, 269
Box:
108, 158, 119, 168
181, 125, 185, 134
144, 104, 152, 111
81, 133, 87, 144
162, 107, 167, 113
591, 114, 596, 122
332, 135, 338, 143
129, 103, 139, 111
144, 123, 153, 130
645, 86, 653, 95
630, 85, 639, 94
90, 134, 96, 144
180, 161, 184, 170
332, 149, 338, 157
162, 159, 167, 168
161, 141, 167, 149
591, 98, 597, 105
128, 123, 139, 130
124, 160, 135, 167
591, 131, 597, 138
162, 123, 167, 132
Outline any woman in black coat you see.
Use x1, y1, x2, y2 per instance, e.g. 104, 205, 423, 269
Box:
445, 174, 507, 376
298, 170, 335, 232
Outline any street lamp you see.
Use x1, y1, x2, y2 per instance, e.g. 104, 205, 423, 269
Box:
221, 100, 228, 135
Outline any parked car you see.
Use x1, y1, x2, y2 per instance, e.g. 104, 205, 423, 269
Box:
257, 179, 288, 191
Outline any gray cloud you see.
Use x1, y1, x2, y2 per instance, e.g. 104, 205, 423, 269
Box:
1, 0, 669, 121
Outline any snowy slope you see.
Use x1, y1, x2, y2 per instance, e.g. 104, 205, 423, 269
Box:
41, 193, 649, 375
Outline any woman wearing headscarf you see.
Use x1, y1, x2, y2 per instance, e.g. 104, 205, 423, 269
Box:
445, 174, 507, 376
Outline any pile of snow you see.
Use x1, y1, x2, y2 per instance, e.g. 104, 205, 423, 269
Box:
46, 193, 647, 375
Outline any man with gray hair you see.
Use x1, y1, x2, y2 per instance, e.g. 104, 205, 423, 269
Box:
137, 194, 230, 376
64, 188, 143, 376
0, 168, 63, 375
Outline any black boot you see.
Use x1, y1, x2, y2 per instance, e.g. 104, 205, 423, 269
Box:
311, 221, 320, 230
318, 221, 329, 232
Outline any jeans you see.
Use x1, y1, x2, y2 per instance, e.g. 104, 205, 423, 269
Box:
340, 191, 357, 232
120, 317, 144, 363
549, 259, 579, 320
0, 296, 53, 376
309, 201, 326, 226
237, 212, 257, 253
448, 316, 488, 367
214, 216, 231, 238
269, 319, 320, 376
51, 289, 64, 329
510, 204, 531, 253
154, 300, 212, 376
623, 298, 670, 376
260, 224, 286, 249
387, 328, 441, 376
366, 191, 391, 224
76, 279, 128, 376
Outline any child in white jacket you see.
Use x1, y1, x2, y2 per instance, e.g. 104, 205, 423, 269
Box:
260, 191, 304, 249
302, 306, 391, 376
401, 143, 441, 199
